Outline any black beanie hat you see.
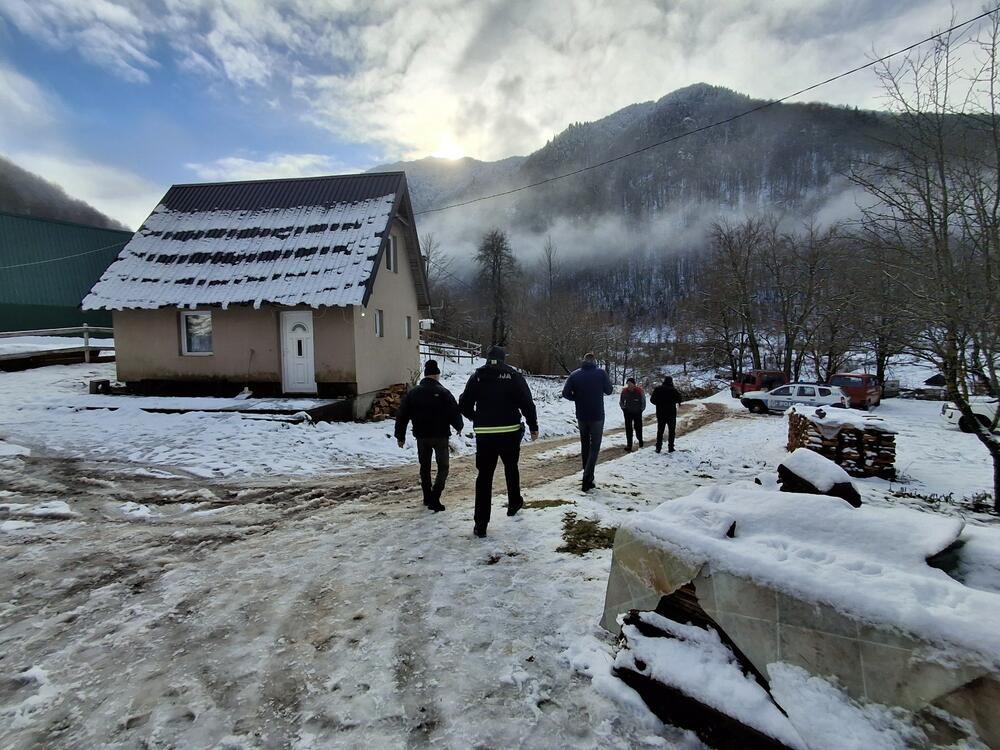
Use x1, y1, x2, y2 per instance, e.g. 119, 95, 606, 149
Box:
424, 359, 441, 376
486, 345, 506, 366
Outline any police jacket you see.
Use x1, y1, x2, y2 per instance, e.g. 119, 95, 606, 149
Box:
459, 363, 539, 435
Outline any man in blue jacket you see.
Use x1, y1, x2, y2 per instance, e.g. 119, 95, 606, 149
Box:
562, 352, 613, 492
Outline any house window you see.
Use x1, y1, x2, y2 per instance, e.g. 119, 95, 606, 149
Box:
375, 309, 384, 338
386, 235, 399, 273
405, 315, 413, 340
180, 311, 213, 355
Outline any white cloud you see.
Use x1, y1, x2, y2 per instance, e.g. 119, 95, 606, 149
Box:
11, 151, 165, 229
0, 0, 158, 83
0, 0, 990, 163
185, 152, 363, 182
0, 62, 58, 143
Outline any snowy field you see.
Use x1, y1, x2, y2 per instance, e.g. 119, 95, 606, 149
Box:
1, 363, 997, 748
0, 360, 627, 478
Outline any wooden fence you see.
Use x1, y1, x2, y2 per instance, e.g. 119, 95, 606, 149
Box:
0, 324, 114, 365
420, 330, 481, 362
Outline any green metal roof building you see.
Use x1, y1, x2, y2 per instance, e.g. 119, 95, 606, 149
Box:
0, 212, 132, 331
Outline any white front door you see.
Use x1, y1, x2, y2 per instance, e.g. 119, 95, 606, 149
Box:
280, 311, 317, 394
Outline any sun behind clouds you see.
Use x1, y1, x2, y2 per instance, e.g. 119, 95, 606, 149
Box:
431, 136, 465, 160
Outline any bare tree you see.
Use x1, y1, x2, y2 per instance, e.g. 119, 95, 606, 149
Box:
851, 19, 1000, 507
709, 217, 768, 370
475, 228, 519, 347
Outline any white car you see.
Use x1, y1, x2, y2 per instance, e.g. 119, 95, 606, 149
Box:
741, 383, 848, 414
941, 398, 999, 433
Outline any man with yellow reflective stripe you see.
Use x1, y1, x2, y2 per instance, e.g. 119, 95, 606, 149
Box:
459, 346, 539, 538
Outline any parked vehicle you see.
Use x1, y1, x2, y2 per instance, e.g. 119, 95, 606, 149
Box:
730, 369, 787, 399
941, 398, 999, 433
740, 383, 848, 414
829, 373, 881, 410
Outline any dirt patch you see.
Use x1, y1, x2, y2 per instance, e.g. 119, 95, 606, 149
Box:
524, 499, 575, 509
556, 512, 617, 555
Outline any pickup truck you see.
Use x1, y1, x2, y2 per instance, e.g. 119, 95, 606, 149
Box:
730, 369, 788, 399
829, 373, 881, 410
741, 383, 848, 414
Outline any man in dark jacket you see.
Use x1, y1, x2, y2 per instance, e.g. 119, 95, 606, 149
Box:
459, 346, 538, 538
619, 377, 646, 452
395, 360, 463, 512
650, 375, 683, 453
562, 352, 613, 492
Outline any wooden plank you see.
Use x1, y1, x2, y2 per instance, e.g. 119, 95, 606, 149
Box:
0, 346, 109, 361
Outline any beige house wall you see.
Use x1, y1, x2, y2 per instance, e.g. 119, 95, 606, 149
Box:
353, 220, 421, 394
113, 304, 357, 387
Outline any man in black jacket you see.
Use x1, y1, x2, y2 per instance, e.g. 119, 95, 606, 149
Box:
459, 346, 539, 538
650, 375, 683, 453
395, 360, 463, 511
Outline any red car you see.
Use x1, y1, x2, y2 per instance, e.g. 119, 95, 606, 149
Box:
829, 373, 882, 410
730, 369, 788, 399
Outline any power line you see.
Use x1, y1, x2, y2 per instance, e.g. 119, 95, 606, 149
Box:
414, 7, 1000, 216
0, 240, 129, 270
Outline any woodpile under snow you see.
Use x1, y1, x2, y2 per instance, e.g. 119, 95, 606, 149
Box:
366, 383, 407, 421
786, 405, 896, 479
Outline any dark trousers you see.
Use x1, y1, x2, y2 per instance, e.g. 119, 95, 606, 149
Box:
623, 411, 643, 449
578, 418, 604, 485
417, 437, 450, 504
474, 430, 523, 527
656, 414, 677, 451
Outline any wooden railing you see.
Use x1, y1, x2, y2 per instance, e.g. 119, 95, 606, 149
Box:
420, 330, 481, 362
0, 324, 114, 363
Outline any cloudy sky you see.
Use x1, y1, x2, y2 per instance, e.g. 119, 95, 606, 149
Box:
0, 0, 987, 228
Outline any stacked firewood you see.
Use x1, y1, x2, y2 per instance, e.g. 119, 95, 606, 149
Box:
787, 410, 896, 479
366, 383, 408, 421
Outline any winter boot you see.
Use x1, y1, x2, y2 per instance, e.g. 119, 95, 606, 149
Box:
507, 496, 523, 516
428, 488, 445, 512
474, 524, 487, 538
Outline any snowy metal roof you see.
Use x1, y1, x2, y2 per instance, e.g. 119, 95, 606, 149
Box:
82, 173, 410, 310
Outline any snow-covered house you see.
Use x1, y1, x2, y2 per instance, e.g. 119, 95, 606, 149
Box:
82, 172, 431, 416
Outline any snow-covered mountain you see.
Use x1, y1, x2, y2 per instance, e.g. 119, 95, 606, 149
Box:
374, 83, 891, 243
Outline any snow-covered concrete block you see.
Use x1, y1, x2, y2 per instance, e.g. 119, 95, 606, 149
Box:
601, 484, 1000, 747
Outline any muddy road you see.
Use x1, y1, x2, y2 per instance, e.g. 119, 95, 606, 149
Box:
1, 402, 727, 750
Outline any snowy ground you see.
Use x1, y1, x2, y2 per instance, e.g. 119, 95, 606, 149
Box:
0, 361, 627, 479
1, 369, 996, 748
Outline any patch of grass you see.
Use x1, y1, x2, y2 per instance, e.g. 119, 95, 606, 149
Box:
524, 499, 575, 509
556, 512, 617, 555
891, 489, 997, 516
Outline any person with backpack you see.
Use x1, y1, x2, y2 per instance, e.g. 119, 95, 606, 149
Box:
459, 346, 539, 538
562, 352, 613, 492
395, 360, 464, 512
619, 377, 646, 452
650, 375, 683, 453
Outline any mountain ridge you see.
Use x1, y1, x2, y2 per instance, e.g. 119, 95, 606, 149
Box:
0, 155, 128, 231
373, 83, 890, 251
